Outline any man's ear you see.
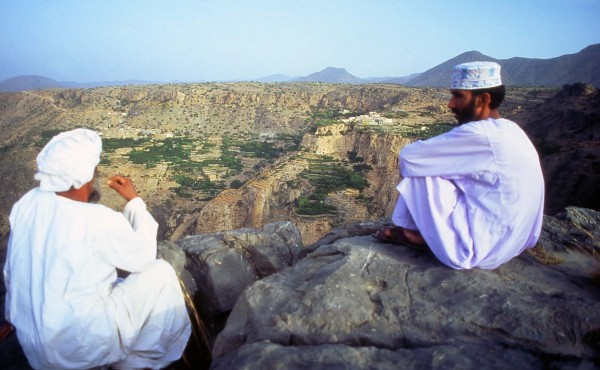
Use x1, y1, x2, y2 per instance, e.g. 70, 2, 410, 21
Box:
477, 92, 492, 108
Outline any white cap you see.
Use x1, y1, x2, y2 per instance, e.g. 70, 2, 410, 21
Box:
451, 61, 503, 90
35, 128, 102, 192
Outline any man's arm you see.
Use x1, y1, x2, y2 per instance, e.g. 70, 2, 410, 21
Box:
400, 122, 495, 179
108, 175, 157, 233
93, 176, 158, 272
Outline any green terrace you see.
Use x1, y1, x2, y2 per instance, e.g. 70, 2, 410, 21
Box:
96, 133, 302, 199
295, 154, 371, 216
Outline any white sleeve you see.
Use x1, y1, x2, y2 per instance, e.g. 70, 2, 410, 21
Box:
400, 122, 496, 179
92, 198, 159, 272
123, 197, 159, 249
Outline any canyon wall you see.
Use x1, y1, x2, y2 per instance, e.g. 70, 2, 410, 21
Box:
190, 123, 411, 245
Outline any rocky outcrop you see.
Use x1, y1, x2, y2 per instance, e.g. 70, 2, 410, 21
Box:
161, 208, 600, 369
175, 221, 302, 317
3, 209, 599, 369
212, 342, 545, 369
516, 83, 600, 214
303, 124, 410, 217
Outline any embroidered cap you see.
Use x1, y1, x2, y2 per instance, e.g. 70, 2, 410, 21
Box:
451, 61, 503, 90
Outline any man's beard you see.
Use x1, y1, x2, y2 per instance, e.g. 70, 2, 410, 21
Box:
88, 178, 101, 203
452, 97, 477, 124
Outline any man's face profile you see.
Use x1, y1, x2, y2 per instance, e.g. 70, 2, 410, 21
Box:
448, 90, 478, 124
88, 169, 101, 203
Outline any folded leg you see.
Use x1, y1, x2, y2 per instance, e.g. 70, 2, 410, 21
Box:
109, 259, 191, 369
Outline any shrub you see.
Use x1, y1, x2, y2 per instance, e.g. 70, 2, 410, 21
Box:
103, 137, 149, 153
38, 129, 64, 146
295, 155, 371, 215
295, 196, 337, 215
230, 179, 244, 189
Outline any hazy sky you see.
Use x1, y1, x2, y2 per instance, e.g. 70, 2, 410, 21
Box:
1, 0, 599, 82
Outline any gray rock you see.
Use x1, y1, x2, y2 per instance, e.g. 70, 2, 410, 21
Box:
211, 341, 544, 370
157, 240, 197, 298
538, 207, 600, 254
528, 207, 600, 293
175, 221, 303, 316
212, 209, 600, 369
299, 219, 390, 259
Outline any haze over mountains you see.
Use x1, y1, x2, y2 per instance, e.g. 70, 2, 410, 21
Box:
1, 43, 599, 92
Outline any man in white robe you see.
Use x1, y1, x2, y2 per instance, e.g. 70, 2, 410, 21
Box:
4, 128, 191, 369
374, 62, 544, 270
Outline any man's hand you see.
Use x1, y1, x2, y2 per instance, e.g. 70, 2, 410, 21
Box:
107, 175, 138, 202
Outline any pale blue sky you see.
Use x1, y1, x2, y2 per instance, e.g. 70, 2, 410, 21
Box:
1, 0, 599, 82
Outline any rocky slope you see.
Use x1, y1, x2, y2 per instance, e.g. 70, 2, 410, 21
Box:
0, 83, 448, 247
161, 207, 600, 369
514, 83, 600, 214
0, 83, 596, 256
188, 126, 412, 245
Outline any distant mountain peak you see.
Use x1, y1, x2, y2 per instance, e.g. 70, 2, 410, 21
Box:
405, 44, 600, 88
0, 75, 63, 92
321, 66, 347, 72
295, 67, 364, 84
580, 43, 600, 53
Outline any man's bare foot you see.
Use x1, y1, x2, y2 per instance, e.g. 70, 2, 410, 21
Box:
402, 228, 426, 246
0, 322, 14, 340
372, 226, 427, 248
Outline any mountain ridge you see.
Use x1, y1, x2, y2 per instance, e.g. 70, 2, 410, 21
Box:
1, 43, 599, 91
0, 76, 166, 93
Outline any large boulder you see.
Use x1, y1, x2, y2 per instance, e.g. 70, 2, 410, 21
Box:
210, 208, 600, 369
175, 221, 303, 317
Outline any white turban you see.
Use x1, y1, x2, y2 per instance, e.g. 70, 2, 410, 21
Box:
35, 128, 102, 192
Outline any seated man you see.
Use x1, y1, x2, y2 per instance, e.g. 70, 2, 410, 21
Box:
374, 61, 545, 269
4, 128, 191, 369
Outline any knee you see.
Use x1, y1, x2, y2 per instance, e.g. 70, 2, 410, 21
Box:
140, 259, 179, 284
152, 258, 176, 273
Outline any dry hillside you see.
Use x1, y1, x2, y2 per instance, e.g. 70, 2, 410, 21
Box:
2, 82, 591, 252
